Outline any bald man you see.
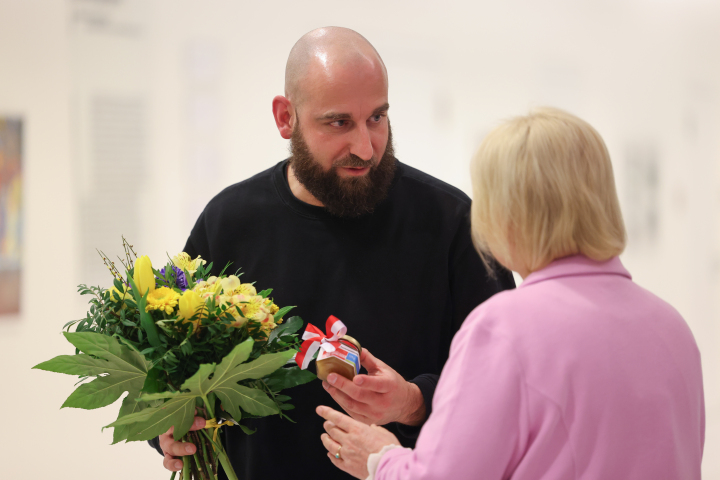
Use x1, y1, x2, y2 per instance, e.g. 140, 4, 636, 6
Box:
149, 27, 514, 479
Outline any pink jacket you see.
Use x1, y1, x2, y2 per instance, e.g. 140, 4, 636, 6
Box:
378, 256, 705, 479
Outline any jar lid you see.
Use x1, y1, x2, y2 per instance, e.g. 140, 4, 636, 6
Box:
340, 335, 361, 355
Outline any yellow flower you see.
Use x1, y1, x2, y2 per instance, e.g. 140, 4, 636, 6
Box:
239, 296, 268, 321
227, 307, 247, 328
220, 275, 241, 294
264, 298, 280, 315
237, 283, 257, 296
259, 313, 278, 335
134, 255, 156, 296
178, 290, 206, 320
172, 252, 207, 274
193, 278, 223, 302
145, 287, 180, 315
177, 290, 207, 331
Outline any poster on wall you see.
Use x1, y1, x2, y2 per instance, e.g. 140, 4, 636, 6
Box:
0, 117, 22, 316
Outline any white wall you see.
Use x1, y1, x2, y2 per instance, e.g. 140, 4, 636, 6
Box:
1, 0, 718, 478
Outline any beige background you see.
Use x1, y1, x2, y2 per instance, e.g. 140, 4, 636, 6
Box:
0, 0, 718, 478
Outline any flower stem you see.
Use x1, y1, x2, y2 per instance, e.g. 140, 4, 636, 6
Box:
201, 395, 216, 419
182, 455, 191, 480
200, 428, 239, 480
192, 453, 208, 480
198, 431, 216, 479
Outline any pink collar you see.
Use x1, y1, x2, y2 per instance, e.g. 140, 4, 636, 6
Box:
520, 255, 631, 288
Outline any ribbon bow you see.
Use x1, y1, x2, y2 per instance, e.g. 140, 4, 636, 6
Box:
295, 315, 347, 370
204, 418, 236, 449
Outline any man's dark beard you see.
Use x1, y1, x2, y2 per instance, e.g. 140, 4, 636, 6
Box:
289, 121, 396, 218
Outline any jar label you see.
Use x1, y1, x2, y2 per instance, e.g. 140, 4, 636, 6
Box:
318, 344, 361, 374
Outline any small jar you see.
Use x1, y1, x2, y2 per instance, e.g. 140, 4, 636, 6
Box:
316, 335, 362, 382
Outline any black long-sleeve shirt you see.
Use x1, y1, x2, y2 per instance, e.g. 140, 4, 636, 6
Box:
150, 159, 514, 479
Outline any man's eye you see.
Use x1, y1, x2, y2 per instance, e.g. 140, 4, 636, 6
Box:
330, 120, 347, 127
370, 114, 384, 123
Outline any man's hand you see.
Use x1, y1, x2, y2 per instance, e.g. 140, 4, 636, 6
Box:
317, 405, 401, 479
159, 416, 206, 472
322, 349, 426, 426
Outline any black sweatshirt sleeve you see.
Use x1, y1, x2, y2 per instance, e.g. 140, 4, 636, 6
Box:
395, 209, 515, 441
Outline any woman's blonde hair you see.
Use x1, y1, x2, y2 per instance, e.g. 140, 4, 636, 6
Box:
470, 107, 626, 275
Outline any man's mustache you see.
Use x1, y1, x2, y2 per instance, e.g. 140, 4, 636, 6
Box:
333, 154, 377, 169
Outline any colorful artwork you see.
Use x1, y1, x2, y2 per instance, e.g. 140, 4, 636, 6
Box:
0, 117, 22, 315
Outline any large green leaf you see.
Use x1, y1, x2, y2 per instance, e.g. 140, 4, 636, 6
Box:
33, 332, 151, 410
112, 395, 160, 444
108, 394, 196, 441
215, 383, 277, 419
105, 340, 295, 441
181, 342, 295, 396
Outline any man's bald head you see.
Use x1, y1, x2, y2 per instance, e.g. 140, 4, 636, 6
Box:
285, 27, 388, 107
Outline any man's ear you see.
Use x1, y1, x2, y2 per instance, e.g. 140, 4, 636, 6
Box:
272, 95, 295, 139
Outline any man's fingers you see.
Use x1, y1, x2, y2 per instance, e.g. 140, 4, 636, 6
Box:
352, 374, 393, 393
189, 416, 206, 431
325, 373, 366, 400
320, 432, 341, 457
163, 453, 183, 472
324, 381, 362, 409
359, 348, 383, 373
164, 439, 197, 457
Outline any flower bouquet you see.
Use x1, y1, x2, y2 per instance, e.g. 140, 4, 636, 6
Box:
33, 239, 315, 480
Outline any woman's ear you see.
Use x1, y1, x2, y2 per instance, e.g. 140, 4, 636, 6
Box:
272, 95, 295, 139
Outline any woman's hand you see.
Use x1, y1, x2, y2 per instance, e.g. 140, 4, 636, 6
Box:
317, 405, 401, 479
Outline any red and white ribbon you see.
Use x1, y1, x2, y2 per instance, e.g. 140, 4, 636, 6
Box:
295, 315, 347, 370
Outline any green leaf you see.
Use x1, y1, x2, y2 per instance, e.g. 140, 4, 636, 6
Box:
61, 375, 135, 410
127, 276, 161, 348
112, 394, 160, 444
141, 367, 165, 394
138, 391, 183, 402
33, 354, 113, 377
267, 316, 303, 345
273, 306, 295, 322
258, 289, 273, 299
215, 383, 278, 418
106, 393, 196, 441
33, 332, 151, 410
263, 366, 316, 391
238, 424, 256, 435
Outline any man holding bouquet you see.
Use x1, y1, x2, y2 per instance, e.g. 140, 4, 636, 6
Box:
151, 26, 514, 479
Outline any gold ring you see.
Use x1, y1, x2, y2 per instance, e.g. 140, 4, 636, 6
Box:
335, 445, 342, 460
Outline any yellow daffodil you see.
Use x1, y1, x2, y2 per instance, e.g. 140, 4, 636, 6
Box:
172, 252, 206, 274
145, 287, 180, 315
133, 255, 156, 296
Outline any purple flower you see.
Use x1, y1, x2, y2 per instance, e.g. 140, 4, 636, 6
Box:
159, 265, 189, 290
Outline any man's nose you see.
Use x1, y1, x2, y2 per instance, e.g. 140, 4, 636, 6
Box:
349, 125, 374, 161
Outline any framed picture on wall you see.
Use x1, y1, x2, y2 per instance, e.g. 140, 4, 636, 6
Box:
0, 117, 22, 316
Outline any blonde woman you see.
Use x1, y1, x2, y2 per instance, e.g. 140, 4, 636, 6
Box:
316, 108, 705, 479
